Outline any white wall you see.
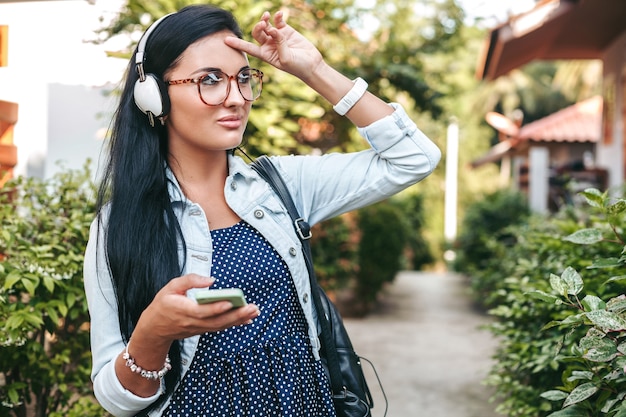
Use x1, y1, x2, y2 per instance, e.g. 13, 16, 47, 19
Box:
597, 30, 626, 191
46, 83, 118, 180
0, 0, 126, 180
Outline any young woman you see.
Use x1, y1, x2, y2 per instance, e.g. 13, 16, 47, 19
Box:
84, 4, 440, 416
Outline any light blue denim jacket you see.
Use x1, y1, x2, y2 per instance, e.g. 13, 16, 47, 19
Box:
83, 103, 441, 416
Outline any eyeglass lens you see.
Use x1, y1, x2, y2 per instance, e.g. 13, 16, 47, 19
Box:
199, 69, 262, 105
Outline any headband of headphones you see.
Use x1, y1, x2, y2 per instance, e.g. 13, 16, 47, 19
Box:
133, 13, 176, 126
135, 13, 175, 81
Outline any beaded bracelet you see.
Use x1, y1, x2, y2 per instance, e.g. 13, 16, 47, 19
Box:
122, 343, 172, 381
333, 77, 368, 116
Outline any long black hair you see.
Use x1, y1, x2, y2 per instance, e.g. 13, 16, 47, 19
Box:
95, 5, 244, 413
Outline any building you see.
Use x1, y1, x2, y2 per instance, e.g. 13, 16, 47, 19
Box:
475, 0, 626, 212
0, 1, 125, 183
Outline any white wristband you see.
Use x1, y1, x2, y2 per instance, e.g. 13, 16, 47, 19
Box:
333, 77, 368, 116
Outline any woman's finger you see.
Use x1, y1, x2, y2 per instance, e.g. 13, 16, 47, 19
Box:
272, 11, 286, 28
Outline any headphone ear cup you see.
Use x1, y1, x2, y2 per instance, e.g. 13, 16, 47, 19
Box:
133, 74, 170, 118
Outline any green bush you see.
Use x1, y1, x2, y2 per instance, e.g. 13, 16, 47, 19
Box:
528, 189, 626, 417
311, 214, 358, 291
0, 163, 108, 417
467, 188, 624, 417
391, 193, 434, 270
355, 201, 407, 308
453, 188, 530, 308
312, 193, 431, 315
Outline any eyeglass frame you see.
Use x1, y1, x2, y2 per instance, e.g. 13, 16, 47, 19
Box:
167, 67, 264, 106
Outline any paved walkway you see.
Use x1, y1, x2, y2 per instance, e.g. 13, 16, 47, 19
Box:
343, 271, 500, 417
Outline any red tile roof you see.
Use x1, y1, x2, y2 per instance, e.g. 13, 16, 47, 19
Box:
518, 95, 602, 143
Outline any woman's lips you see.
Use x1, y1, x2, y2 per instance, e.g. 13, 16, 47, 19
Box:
217, 115, 243, 129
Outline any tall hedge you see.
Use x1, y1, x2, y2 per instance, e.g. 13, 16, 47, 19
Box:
463, 188, 626, 417
0, 163, 108, 417
453, 188, 530, 308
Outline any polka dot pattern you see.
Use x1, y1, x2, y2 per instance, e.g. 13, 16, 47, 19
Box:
163, 221, 335, 416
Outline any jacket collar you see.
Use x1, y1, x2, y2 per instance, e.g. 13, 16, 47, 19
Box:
165, 154, 257, 204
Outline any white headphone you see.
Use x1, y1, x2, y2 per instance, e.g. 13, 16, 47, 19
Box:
133, 13, 176, 127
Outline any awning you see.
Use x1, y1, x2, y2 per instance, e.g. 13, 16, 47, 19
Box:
470, 138, 518, 168
477, 0, 626, 80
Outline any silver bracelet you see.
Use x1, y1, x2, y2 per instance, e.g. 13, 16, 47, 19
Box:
123, 343, 172, 381
332, 77, 368, 116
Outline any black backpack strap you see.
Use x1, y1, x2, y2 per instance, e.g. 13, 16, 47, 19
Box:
250, 156, 346, 396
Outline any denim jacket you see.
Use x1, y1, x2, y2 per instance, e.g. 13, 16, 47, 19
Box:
83, 103, 441, 416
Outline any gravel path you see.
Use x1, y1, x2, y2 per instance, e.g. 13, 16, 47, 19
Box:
343, 271, 501, 417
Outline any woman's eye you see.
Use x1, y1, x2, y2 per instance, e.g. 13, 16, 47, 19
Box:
201, 73, 223, 86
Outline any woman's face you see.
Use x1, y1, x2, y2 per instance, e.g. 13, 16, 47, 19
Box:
164, 30, 252, 157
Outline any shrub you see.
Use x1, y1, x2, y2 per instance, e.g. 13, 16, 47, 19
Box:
311, 214, 358, 292
471, 189, 623, 417
355, 201, 407, 309
0, 163, 108, 417
453, 188, 530, 308
312, 194, 431, 316
528, 189, 626, 416
391, 193, 434, 270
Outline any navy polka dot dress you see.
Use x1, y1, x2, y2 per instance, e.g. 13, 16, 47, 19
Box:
163, 221, 336, 416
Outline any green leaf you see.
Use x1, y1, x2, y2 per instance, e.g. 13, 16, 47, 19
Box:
588, 257, 623, 268
614, 404, 626, 417
586, 310, 626, 331
66, 292, 76, 309
58, 303, 68, 317
550, 273, 569, 297
547, 404, 591, 417
581, 295, 605, 311
568, 371, 594, 381
5, 314, 25, 329
25, 313, 44, 328
579, 188, 605, 208
22, 277, 37, 295
8, 387, 19, 405
542, 320, 564, 331
602, 398, 620, 413
47, 305, 59, 324
563, 382, 599, 407
541, 314, 586, 331
561, 313, 586, 326
607, 199, 626, 215
526, 290, 559, 303
3, 270, 21, 289
562, 267, 584, 295
580, 335, 618, 362
43, 275, 55, 293
563, 228, 603, 244
605, 275, 626, 285
541, 390, 569, 401
607, 296, 626, 314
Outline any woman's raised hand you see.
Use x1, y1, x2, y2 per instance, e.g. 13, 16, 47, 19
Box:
224, 11, 324, 83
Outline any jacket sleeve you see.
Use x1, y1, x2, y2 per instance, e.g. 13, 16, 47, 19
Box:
83, 216, 162, 416
273, 103, 441, 225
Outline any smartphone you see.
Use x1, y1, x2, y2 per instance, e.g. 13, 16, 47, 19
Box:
194, 288, 247, 308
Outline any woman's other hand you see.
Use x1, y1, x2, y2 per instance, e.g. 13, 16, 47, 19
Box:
116, 274, 260, 397
138, 274, 260, 345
